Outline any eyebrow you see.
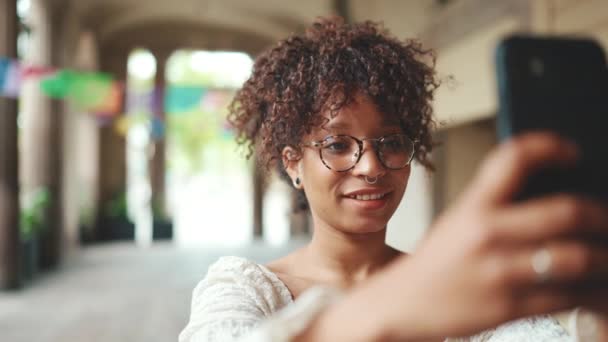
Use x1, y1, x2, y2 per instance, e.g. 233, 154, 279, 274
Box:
324, 120, 401, 130
323, 122, 349, 130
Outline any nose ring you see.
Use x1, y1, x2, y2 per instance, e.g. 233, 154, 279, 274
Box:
364, 176, 378, 184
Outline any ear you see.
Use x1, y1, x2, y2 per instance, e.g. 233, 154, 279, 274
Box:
281, 146, 303, 189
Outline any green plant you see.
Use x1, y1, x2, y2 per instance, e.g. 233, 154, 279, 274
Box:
78, 204, 95, 233
104, 192, 131, 221
20, 187, 51, 240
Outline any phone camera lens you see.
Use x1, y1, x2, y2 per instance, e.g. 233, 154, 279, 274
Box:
530, 57, 544, 76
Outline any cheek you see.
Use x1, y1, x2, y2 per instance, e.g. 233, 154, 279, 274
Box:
308, 173, 342, 200
302, 154, 338, 194
301, 157, 345, 210
390, 169, 411, 200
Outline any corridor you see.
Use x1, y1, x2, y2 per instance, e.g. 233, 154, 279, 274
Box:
0, 240, 305, 342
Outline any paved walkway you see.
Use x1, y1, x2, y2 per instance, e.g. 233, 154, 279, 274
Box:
0, 240, 306, 342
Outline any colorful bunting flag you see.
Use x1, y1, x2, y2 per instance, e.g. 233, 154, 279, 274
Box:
1, 56, 241, 145
165, 85, 206, 114
40, 69, 114, 110
150, 115, 165, 140
114, 112, 149, 136
0, 57, 10, 91
40, 70, 72, 98
22, 65, 56, 78
0, 58, 21, 98
201, 90, 232, 112
93, 81, 124, 117
126, 88, 155, 114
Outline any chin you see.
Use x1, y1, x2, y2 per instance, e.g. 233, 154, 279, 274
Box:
341, 217, 390, 235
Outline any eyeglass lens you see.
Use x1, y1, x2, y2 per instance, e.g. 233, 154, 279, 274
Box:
319, 135, 414, 171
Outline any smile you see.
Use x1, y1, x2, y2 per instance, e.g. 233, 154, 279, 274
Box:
348, 193, 387, 201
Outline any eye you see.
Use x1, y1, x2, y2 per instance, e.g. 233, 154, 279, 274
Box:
324, 142, 350, 153
382, 136, 406, 151
322, 136, 353, 155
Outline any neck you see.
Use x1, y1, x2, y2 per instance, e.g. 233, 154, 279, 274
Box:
303, 217, 401, 288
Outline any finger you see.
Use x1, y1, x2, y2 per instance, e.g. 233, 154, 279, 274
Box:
514, 286, 608, 319
567, 308, 607, 340
492, 195, 608, 244
467, 132, 579, 206
587, 299, 608, 317
514, 287, 577, 318
505, 242, 608, 287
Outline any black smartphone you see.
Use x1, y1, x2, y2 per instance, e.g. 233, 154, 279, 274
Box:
495, 35, 608, 201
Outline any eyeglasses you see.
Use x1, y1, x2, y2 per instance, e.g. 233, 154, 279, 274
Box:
302, 134, 416, 172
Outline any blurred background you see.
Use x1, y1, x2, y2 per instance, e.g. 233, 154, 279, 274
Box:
0, 0, 607, 341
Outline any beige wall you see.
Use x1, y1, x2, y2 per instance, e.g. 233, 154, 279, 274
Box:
431, 0, 608, 128
551, 0, 608, 47
441, 119, 497, 207
432, 17, 521, 126
419, 0, 608, 231
350, 0, 434, 39
386, 163, 434, 253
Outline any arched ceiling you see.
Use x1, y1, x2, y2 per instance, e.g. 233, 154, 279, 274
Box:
99, 20, 275, 57
61, 0, 334, 56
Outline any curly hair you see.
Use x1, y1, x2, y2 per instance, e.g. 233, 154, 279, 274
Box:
228, 16, 440, 210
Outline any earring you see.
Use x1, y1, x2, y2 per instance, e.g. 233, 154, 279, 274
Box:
293, 177, 301, 188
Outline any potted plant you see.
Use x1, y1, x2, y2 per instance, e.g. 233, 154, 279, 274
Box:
78, 205, 95, 244
99, 192, 135, 241
152, 199, 173, 240
19, 187, 50, 283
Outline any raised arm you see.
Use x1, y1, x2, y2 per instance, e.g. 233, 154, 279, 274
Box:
294, 133, 608, 341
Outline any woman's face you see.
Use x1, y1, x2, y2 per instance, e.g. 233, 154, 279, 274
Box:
289, 94, 411, 234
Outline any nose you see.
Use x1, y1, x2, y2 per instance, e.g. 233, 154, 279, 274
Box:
352, 141, 386, 179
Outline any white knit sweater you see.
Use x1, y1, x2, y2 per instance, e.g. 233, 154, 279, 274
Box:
179, 256, 599, 342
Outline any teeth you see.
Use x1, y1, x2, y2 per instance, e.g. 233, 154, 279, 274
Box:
352, 193, 385, 201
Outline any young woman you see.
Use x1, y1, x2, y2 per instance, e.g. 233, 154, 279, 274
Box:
179, 17, 608, 341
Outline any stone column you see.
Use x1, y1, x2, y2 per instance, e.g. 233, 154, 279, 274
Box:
150, 50, 170, 219
63, 30, 101, 249
96, 48, 129, 241
20, 0, 63, 270
0, 0, 20, 289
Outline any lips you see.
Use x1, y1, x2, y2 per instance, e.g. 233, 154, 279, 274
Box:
347, 192, 388, 201
342, 188, 392, 210
343, 188, 392, 199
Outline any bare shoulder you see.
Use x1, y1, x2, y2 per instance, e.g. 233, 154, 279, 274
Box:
265, 250, 317, 300
265, 253, 295, 274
